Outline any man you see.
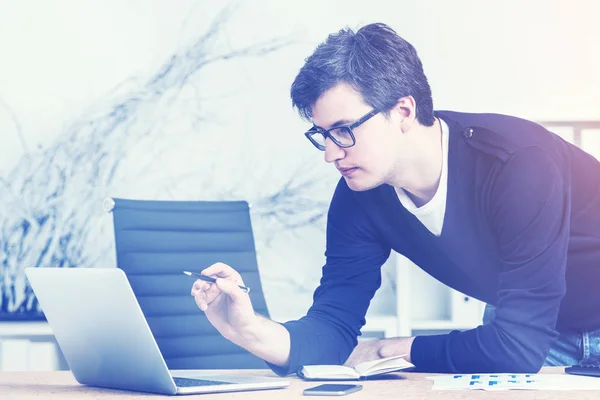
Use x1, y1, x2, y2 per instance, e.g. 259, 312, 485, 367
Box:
191, 22, 600, 373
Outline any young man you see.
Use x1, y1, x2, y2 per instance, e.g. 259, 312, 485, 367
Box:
191, 23, 600, 373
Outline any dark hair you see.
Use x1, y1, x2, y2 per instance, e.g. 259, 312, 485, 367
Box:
290, 23, 435, 126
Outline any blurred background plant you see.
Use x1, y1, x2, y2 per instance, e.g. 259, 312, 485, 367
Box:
0, 4, 334, 320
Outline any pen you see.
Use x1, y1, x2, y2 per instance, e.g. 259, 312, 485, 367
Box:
183, 271, 251, 294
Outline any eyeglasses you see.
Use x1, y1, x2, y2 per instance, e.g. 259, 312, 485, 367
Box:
304, 109, 380, 151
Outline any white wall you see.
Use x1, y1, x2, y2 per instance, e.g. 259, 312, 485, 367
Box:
3, 0, 599, 168
1, 0, 599, 331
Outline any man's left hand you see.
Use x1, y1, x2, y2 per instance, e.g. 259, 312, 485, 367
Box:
344, 337, 415, 367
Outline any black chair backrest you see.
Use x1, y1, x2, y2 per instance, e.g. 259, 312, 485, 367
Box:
108, 198, 269, 369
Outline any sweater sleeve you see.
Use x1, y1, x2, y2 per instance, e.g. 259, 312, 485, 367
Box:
267, 179, 391, 376
411, 146, 569, 373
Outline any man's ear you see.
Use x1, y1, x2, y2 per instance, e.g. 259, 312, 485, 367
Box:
392, 96, 417, 132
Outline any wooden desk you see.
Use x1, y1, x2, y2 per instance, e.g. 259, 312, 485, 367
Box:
0, 367, 598, 399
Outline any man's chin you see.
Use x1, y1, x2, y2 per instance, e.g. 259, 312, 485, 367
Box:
344, 177, 379, 192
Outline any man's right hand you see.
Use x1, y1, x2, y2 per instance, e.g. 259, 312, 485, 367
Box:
190, 262, 258, 342
190, 262, 292, 367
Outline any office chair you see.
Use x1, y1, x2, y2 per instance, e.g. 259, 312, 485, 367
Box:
105, 197, 270, 369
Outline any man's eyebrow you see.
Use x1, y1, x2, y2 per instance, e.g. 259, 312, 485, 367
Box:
313, 119, 353, 130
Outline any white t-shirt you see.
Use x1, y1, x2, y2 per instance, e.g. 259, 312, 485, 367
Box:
395, 118, 449, 236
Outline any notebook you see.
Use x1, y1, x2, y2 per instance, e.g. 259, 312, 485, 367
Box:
298, 355, 414, 380
25, 267, 290, 395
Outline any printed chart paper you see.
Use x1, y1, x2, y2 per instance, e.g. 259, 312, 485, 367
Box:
427, 374, 600, 391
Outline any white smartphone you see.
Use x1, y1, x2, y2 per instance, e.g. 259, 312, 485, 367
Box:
303, 384, 363, 396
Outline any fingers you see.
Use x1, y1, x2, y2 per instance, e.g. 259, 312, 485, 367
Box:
378, 338, 408, 358
191, 279, 211, 297
191, 279, 217, 311
214, 276, 251, 306
378, 345, 395, 358
201, 262, 243, 283
191, 263, 249, 312
192, 279, 208, 292
193, 293, 208, 311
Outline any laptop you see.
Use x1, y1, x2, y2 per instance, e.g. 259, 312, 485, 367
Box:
24, 267, 291, 395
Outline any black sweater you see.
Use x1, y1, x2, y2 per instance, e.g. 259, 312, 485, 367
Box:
270, 111, 600, 374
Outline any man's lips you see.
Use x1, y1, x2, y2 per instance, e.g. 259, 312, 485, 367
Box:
337, 167, 358, 176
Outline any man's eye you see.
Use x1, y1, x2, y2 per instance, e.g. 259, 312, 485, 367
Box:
331, 128, 351, 138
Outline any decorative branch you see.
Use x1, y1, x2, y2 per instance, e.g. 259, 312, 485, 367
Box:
0, 4, 298, 318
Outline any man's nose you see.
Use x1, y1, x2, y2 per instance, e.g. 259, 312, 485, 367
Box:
324, 137, 345, 163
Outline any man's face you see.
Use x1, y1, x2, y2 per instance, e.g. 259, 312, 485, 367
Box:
311, 83, 400, 191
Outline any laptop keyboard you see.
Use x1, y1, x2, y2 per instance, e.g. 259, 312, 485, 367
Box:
173, 377, 233, 387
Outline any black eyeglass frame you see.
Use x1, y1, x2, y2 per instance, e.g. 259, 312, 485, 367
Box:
304, 109, 381, 151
